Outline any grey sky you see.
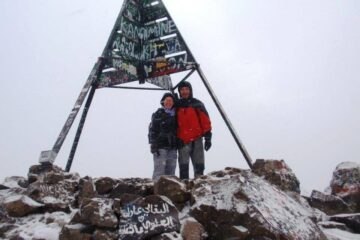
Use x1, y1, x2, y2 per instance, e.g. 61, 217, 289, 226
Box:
0, 0, 359, 192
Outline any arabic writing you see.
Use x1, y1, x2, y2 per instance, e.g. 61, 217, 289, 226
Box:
119, 202, 177, 236
121, 203, 170, 218
119, 216, 175, 235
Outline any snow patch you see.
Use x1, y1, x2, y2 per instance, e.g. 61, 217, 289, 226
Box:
4, 195, 43, 207
336, 162, 360, 170
233, 225, 248, 233
322, 228, 360, 240
1, 177, 24, 189
4, 211, 71, 240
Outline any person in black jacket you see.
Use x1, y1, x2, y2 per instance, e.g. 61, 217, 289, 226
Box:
148, 93, 177, 180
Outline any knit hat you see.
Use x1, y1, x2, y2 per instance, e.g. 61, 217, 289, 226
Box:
160, 92, 175, 106
177, 81, 193, 98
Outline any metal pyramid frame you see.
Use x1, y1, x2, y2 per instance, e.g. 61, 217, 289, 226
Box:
39, 0, 253, 171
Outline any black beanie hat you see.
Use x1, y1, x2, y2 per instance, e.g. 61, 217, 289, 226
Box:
177, 81, 193, 98
160, 92, 175, 106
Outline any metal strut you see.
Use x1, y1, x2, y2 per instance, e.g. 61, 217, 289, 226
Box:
196, 65, 253, 169
65, 85, 97, 172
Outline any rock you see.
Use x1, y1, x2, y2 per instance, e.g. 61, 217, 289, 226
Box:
79, 198, 118, 229
0, 184, 9, 190
0, 224, 16, 239
181, 218, 207, 240
109, 178, 153, 198
330, 162, 360, 212
76, 177, 96, 206
93, 229, 118, 240
26, 163, 79, 212
329, 213, 360, 234
154, 176, 190, 210
118, 195, 180, 240
308, 190, 353, 215
59, 224, 93, 240
150, 232, 182, 239
317, 221, 352, 232
1, 177, 28, 189
28, 164, 64, 184
43, 171, 65, 184
3, 195, 43, 217
253, 159, 300, 193
190, 168, 326, 240
26, 179, 78, 212
94, 177, 116, 195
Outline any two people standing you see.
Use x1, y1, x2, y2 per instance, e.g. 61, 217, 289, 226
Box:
148, 81, 212, 180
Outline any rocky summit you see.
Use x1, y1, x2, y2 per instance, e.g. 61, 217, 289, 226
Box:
0, 160, 359, 240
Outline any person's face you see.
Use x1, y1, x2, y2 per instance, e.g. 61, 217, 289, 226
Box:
180, 87, 191, 99
163, 96, 174, 109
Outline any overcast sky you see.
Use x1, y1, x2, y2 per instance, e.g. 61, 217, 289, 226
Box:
1, 0, 359, 192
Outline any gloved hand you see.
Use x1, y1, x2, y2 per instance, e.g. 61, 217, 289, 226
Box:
204, 131, 212, 151
204, 139, 212, 151
150, 144, 160, 156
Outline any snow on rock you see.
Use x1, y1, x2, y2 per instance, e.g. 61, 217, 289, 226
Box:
1, 176, 28, 189
154, 176, 191, 210
3, 195, 44, 217
329, 213, 360, 234
336, 162, 360, 170
253, 159, 300, 193
330, 161, 360, 212
190, 168, 326, 239
308, 190, 353, 215
1, 211, 71, 240
321, 228, 360, 240
2, 162, 360, 239
77, 197, 118, 229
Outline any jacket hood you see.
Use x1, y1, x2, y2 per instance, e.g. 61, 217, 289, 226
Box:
160, 92, 175, 106
177, 81, 193, 98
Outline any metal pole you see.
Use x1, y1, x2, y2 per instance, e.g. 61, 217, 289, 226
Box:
196, 66, 253, 169
65, 85, 97, 172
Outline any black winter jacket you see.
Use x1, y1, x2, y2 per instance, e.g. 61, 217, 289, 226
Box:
148, 108, 177, 149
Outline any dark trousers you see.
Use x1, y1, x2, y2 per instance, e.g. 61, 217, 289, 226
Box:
178, 138, 204, 179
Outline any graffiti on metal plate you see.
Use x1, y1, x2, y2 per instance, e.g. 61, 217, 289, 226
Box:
97, 0, 196, 88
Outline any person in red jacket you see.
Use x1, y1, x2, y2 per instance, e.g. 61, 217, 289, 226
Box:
176, 81, 212, 179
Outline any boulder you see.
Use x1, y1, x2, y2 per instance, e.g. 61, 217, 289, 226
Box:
253, 159, 300, 193
118, 195, 180, 240
59, 224, 93, 240
110, 178, 153, 198
0, 224, 15, 239
329, 213, 360, 234
190, 168, 326, 240
3, 195, 43, 217
93, 229, 118, 240
317, 221, 352, 232
150, 232, 182, 239
28, 164, 64, 184
79, 198, 118, 229
26, 177, 78, 212
76, 177, 97, 206
330, 162, 360, 212
43, 171, 65, 184
94, 177, 116, 195
1, 176, 28, 189
154, 176, 190, 209
181, 218, 207, 240
308, 190, 353, 215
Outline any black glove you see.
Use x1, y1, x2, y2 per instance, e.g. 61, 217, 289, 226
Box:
204, 131, 212, 151
150, 144, 160, 156
204, 139, 211, 151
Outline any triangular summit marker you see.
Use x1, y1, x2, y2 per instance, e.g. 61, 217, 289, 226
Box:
39, 0, 253, 171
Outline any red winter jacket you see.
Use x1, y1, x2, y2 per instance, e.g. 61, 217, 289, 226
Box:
176, 98, 212, 144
